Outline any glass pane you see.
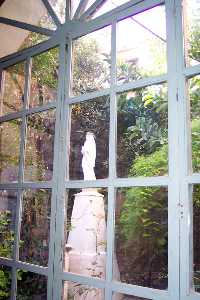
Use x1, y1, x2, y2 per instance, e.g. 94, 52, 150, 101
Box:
115, 187, 168, 289
117, 5, 166, 84
63, 188, 107, 279
193, 184, 200, 292
19, 189, 51, 266
63, 281, 104, 300
30, 48, 59, 108
0, 265, 12, 299
72, 26, 111, 96
0, 190, 17, 258
184, 0, 200, 66
69, 96, 109, 180
1, 62, 25, 115
0, 0, 55, 29
117, 84, 168, 178
88, 0, 129, 19
189, 75, 200, 173
17, 270, 47, 299
0, 119, 21, 182
0, 25, 48, 59
24, 110, 56, 181
113, 294, 151, 300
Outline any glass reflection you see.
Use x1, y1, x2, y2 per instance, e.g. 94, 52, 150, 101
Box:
0, 190, 17, 258
72, 26, 111, 96
19, 189, 51, 266
0, 119, 21, 182
0, 265, 12, 299
69, 96, 109, 180
115, 187, 168, 289
17, 270, 47, 299
63, 282, 104, 300
30, 48, 59, 108
184, 0, 200, 66
113, 294, 151, 300
117, 5, 166, 84
63, 188, 107, 280
0, 62, 25, 115
189, 75, 200, 173
117, 84, 168, 178
24, 110, 56, 182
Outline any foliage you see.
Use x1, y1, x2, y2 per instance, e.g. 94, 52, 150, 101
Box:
118, 115, 200, 286
31, 47, 59, 89
0, 211, 13, 299
130, 144, 168, 177
0, 267, 11, 300
72, 38, 110, 94
16, 271, 47, 299
0, 211, 14, 258
188, 25, 200, 63
20, 189, 51, 266
117, 84, 167, 177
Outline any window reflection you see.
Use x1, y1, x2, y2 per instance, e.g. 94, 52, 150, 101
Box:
19, 189, 51, 266
72, 27, 111, 96
117, 84, 168, 178
115, 187, 168, 289
0, 119, 21, 182
30, 48, 59, 108
63, 188, 107, 280
0, 265, 12, 299
69, 96, 109, 180
0, 190, 17, 258
117, 5, 166, 84
24, 110, 56, 182
17, 270, 47, 299
184, 0, 200, 66
63, 282, 104, 300
0, 62, 25, 115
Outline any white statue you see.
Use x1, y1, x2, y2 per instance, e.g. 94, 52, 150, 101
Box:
81, 132, 96, 180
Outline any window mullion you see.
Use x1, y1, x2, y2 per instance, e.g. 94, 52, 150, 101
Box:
10, 57, 32, 300
105, 20, 117, 300
48, 39, 70, 300
165, 0, 184, 299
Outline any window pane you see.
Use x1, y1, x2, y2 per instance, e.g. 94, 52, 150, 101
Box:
30, 48, 59, 108
0, 190, 17, 258
63, 281, 104, 300
91, 0, 129, 19
117, 84, 168, 178
117, 5, 166, 84
184, 0, 200, 66
17, 270, 47, 299
49, 0, 66, 23
115, 187, 168, 289
19, 189, 51, 266
0, 119, 21, 182
113, 294, 151, 300
24, 110, 56, 181
63, 188, 107, 279
0, 0, 55, 29
72, 27, 111, 96
0, 265, 12, 299
193, 184, 200, 292
189, 75, 200, 173
69, 96, 109, 180
0, 25, 48, 59
1, 62, 25, 115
